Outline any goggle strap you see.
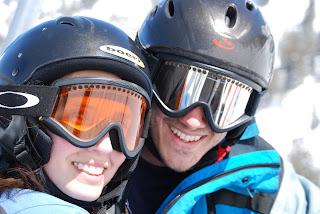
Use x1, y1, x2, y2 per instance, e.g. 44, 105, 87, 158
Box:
140, 47, 160, 80
225, 120, 251, 145
141, 110, 152, 139
0, 85, 59, 117
246, 90, 266, 116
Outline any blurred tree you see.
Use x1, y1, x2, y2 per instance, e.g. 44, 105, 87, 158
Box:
57, 0, 98, 15
261, 0, 318, 109
289, 139, 320, 187
0, 0, 43, 54
278, 0, 317, 90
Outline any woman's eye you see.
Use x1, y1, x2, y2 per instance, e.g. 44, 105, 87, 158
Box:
112, 112, 129, 128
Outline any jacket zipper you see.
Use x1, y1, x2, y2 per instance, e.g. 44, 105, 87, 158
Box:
161, 163, 280, 213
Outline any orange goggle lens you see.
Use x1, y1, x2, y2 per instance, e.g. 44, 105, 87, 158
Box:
51, 83, 147, 151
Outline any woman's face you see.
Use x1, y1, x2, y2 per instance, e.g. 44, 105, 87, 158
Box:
44, 70, 126, 201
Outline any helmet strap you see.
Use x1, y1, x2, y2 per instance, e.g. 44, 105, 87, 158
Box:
0, 116, 42, 170
144, 134, 164, 163
97, 203, 122, 214
14, 137, 42, 170
225, 120, 251, 143
0, 116, 27, 159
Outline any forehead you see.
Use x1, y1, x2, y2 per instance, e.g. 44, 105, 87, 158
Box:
62, 70, 121, 79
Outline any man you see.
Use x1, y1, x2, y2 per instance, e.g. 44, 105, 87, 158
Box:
128, 0, 320, 213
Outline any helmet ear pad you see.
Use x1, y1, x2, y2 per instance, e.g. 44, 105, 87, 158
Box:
26, 117, 52, 165
0, 116, 52, 168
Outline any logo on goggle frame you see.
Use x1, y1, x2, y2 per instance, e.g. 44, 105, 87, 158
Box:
0, 91, 39, 109
100, 45, 145, 68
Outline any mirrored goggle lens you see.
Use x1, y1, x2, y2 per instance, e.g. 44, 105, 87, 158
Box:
51, 83, 147, 151
153, 61, 253, 129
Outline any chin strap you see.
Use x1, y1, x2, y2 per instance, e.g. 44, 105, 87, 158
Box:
214, 144, 231, 163
0, 116, 27, 159
214, 120, 252, 164
144, 133, 164, 163
0, 116, 44, 170
98, 203, 122, 214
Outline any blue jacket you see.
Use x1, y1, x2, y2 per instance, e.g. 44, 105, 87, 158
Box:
128, 123, 320, 214
0, 189, 89, 214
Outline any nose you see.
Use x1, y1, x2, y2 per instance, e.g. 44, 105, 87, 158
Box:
178, 107, 207, 130
87, 134, 113, 154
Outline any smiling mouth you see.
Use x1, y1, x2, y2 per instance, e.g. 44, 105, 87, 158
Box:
170, 126, 202, 143
73, 162, 104, 176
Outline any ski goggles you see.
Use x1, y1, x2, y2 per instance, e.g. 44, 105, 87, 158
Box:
41, 77, 151, 158
152, 60, 257, 133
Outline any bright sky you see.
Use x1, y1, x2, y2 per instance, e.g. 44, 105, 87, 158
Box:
1, 0, 318, 67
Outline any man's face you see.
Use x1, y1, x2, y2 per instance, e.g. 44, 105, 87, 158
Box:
145, 102, 227, 172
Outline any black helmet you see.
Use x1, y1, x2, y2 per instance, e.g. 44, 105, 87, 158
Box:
136, 0, 275, 163
0, 16, 151, 91
138, 0, 274, 90
137, 0, 274, 134
0, 16, 152, 209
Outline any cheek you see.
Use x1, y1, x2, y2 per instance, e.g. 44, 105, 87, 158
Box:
48, 133, 78, 159
150, 105, 166, 140
44, 134, 79, 183
105, 151, 126, 185
207, 132, 227, 149
110, 151, 126, 168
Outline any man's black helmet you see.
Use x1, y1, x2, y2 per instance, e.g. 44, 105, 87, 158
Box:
138, 0, 274, 91
137, 0, 274, 135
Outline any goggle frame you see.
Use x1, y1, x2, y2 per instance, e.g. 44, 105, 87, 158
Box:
41, 77, 151, 158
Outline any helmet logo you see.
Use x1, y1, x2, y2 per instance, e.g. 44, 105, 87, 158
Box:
100, 45, 145, 68
0, 91, 39, 109
213, 38, 235, 50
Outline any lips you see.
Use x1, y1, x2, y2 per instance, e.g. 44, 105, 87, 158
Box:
170, 126, 202, 143
73, 162, 105, 176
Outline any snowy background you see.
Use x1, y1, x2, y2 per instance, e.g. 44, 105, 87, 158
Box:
0, 0, 319, 186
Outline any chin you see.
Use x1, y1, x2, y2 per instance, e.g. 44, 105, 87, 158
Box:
165, 159, 194, 173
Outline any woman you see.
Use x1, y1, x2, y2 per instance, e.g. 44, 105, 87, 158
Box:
0, 16, 152, 213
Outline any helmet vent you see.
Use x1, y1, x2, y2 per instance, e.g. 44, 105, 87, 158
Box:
59, 21, 74, 26
225, 5, 237, 28
151, 5, 158, 18
167, 0, 175, 17
12, 69, 19, 76
246, 1, 254, 11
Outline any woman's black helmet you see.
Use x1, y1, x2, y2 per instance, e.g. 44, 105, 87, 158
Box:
0, 16, 152, 209
0, 16, 151, 91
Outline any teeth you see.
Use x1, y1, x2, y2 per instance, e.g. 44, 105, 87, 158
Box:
73, 162, 104, 175
170, 126, 202, 142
